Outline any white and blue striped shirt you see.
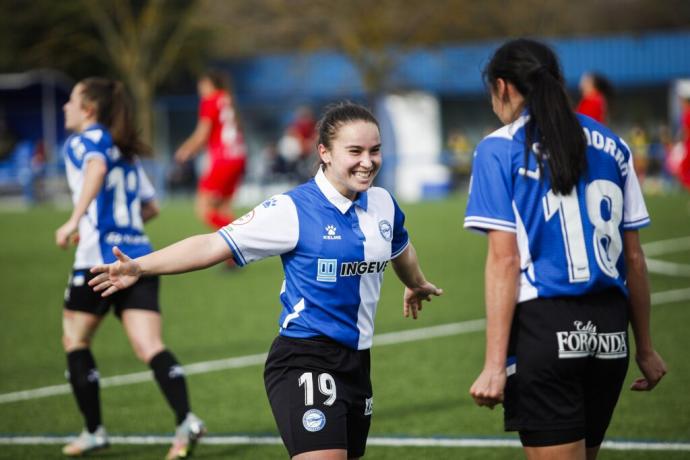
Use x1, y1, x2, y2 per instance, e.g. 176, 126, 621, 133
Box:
465, 112, 649, 302
218, 168, 409, 350
63, 123, 155, 269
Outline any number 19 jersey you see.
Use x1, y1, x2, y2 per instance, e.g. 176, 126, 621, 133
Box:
464, 113, 649, 302
63, 123, 154, 269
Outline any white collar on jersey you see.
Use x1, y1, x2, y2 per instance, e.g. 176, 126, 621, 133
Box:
315, 167, 368, 214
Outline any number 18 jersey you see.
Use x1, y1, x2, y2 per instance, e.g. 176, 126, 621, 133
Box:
63, 123, 154, 269
464, 113, 649, 302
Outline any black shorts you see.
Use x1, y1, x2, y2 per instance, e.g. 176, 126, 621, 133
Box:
504, 288, 629, 448
63, 269, 160, 318
264, 336, 373, 458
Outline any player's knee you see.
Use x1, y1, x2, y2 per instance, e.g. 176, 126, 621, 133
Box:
62, 334, 91, 352
131, 340, 165, 363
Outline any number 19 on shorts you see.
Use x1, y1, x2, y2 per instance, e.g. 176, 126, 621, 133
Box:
299, 372, 337, 406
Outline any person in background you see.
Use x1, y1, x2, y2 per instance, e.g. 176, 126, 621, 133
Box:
175, 70, 247, 230
57, 77, 205, 459
576, 72, 613, 125
465, 39, 666, 460
676, 97, 690, 191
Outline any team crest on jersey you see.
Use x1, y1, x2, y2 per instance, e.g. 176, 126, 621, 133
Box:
323, 225, 342, 240
302, 409, 326, 432
556, 320, 627, 360
378, 220, 392, 241
232, 210, 255, 225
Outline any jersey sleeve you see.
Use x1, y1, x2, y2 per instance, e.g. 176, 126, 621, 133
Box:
199, 96, 217, 122
217, 194, 299, 266
80, 135, 108, 165
622, 150, 650, 229
464, 137, 516, 234
390, 194, 410, 259
136, 162, 156, 203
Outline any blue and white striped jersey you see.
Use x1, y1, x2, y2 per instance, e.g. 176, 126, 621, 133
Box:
64, 123, 154, 269
465, 113, 649, 302
218, 168, 410, 350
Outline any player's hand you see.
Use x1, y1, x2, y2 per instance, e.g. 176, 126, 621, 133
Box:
173, 148, 189, 164
55, 219, 79, 249
88, 247, 142, 297
470, 366, 506, 409
403, 282, 443, 319
631, 349, 667, 391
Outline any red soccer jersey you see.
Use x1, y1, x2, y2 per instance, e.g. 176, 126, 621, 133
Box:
199, 90, 246, 162
576, 91, 607, 124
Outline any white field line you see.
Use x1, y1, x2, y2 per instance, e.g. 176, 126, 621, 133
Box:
1, 285, 688, 405
0, 321, 484, 405
0, 435, 688, 451
642, 236, 690, 256
644, 236, 690, 277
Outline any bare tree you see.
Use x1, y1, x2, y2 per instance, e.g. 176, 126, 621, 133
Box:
81, 0, 205, 145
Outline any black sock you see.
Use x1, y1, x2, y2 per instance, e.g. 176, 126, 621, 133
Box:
149, 350, 190, 425
66, 349, 101, 433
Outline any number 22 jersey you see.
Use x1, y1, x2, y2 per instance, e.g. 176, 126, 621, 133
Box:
464, 113, 649, 302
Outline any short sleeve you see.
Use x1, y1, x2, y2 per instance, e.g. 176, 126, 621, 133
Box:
80, 135, 108, 165
464, 137, 516, 233
622, 151, 650, 229
217, 194, 299, 266
136, 162, 156, 203
199, 96, 217, 122
390, 195, 409, 259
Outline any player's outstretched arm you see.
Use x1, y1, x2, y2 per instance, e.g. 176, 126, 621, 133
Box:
89, 233, 233, 297
623, 230, 667, 391
391, 243, 443, 319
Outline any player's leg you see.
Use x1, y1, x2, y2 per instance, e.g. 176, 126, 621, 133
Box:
62, 270, 110, 456
293, 450, 347, 460
62, 310, 105, 433
523, 440, 586, 460
118, 276, 204, 459
197, 164, 232, 229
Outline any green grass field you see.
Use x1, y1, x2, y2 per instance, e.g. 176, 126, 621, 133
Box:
1, 192, 689, 459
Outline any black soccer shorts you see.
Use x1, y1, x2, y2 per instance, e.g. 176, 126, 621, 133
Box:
264, 335, 373, 458
63, 269, 160, 317
503, 288, 629, 448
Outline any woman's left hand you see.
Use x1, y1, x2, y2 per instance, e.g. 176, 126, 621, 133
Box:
403, 282, 443, 319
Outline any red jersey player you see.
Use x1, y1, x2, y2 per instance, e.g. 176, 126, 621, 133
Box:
576, 72, 612, 125
175, 71, 247, 229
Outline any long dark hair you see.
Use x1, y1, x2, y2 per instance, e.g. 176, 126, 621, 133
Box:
79, 77, 151, 160
484, 39, 586, 195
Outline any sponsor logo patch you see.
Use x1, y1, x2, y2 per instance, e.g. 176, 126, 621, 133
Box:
340, 260, 388, 276
317, 259, 338, 282
556, 320, 627, 359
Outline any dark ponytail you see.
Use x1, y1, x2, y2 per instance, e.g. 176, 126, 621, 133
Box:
79, 77, 151, 160
484, 39, 586, 195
